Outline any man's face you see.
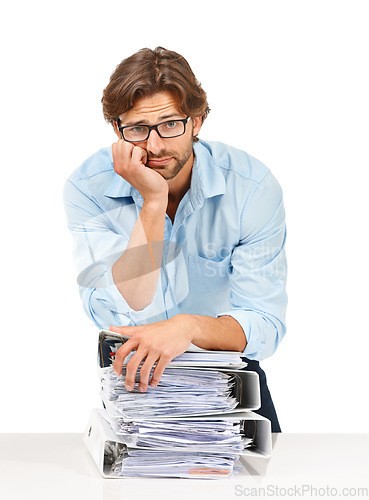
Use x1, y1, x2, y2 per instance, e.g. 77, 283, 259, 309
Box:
115, 91, 202, 181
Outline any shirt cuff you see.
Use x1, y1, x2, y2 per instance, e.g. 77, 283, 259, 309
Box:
217, 310, 260, 359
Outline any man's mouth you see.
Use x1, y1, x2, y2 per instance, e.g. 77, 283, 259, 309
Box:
146, 157, 173, 167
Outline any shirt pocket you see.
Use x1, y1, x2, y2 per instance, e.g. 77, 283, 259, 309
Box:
188, 253, 231, 293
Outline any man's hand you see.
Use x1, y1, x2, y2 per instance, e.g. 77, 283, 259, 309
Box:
109, 315, 194, 392
112, 139, 168, 203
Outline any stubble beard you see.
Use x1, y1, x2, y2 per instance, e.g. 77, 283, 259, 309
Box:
147, 138, 194, 181
164, 142, 193, 180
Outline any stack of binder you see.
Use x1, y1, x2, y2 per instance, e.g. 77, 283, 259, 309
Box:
84, 330, 272, 479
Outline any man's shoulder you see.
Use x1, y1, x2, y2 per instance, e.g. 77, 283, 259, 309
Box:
197, 139, 270, 184
67, 147, 114, 184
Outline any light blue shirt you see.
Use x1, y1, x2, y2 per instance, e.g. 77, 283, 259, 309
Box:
63, 140, 287, 360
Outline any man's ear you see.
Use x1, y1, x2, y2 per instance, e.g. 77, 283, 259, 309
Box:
113, 121, 122, 139
192, 116, 202, 137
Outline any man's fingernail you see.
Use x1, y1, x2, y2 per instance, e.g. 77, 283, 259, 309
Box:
138, 385, 145, 392
125, 384, 133, 391
113, 370, 119, 376
150, 382, 157, 388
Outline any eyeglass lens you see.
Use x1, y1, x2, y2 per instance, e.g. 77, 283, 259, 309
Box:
124, 120, 185, 141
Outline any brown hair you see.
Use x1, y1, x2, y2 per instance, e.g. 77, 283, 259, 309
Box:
101, 47, 210, 130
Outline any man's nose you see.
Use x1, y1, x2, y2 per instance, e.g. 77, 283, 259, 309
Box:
146, 129, 166, 154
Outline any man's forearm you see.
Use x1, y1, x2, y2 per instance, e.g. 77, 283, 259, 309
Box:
185, 314, 247, 352
110, 313, 247, 391
112, 199, 167, 311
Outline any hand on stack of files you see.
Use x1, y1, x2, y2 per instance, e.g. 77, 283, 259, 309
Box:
84, 330, 271, 479
98, 329, 247, 370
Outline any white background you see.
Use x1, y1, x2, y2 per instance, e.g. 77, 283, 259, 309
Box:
1, 0, 368, 433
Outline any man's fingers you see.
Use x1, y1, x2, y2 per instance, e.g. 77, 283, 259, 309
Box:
112, 338, 136, 376
112, 140, 133, 172
150, 354, 172, 388
124, 351, 146, 391
109, 325, 132, 336
138, 355, 158, 392
113, 140, 147, 178
132, 145, 147, 166
109, 325, 124, 333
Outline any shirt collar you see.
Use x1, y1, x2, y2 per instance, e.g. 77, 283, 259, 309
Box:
190, 141, 226, 206
104, 140, 226, 206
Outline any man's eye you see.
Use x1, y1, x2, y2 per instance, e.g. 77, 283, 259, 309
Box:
131, 126, 146, 133
164, 121, 178, 129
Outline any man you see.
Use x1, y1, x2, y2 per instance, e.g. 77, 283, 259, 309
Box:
64, 47, 287, 432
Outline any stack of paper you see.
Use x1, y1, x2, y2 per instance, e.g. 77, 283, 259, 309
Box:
101, 367, 239, 418
109, 416, 253, 453
99, 407, 248, 478
110, 449, 243, 479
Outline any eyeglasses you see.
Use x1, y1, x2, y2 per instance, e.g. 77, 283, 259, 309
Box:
117, 117, 191, 142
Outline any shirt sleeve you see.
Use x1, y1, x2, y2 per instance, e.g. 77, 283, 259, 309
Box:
63, 178, 160, 329
217, 170, 287, 360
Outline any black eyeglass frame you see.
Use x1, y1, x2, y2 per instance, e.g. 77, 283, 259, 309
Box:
116, 117, 191, 142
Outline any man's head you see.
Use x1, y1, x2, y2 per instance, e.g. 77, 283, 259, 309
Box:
101, 46, 210, 142
113, 91, 202, 181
